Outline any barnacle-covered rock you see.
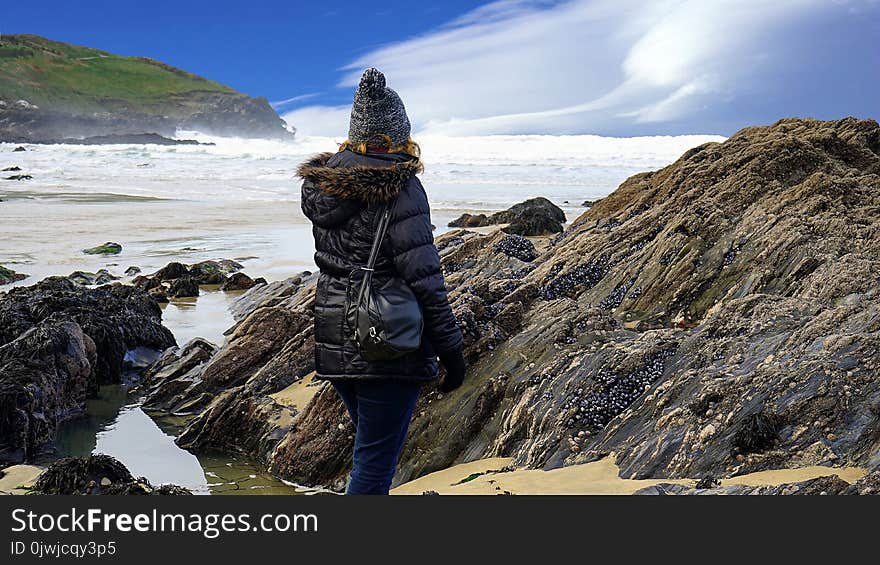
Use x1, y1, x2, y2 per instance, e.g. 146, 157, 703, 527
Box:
141, 118, 880, 491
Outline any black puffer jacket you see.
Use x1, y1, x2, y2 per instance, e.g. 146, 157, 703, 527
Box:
298, 149, 463, 381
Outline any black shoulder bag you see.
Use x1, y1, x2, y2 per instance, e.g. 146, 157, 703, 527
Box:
347, 204, 423, 361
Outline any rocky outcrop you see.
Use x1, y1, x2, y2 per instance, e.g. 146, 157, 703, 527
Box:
31, 454, 192, 495
636, 471, 880, 495
221, 273, 256, 291
142, 274, 317, 426
0, 277, 174, 464
130, 259, 257, 300
0, 265, 28, 286
44, 133, 205, 146
0, 321, 95, 464
448, 197, 566, 235
406, 117, 880, 484
142, 117, 880, 492
68, 269, 119, 286
136, 338, 219, 413
82, 242, 122, 255
635, 475, 852, 495
0, 277, 175, 387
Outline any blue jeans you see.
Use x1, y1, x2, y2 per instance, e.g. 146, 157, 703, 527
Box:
332, 380, 422, 495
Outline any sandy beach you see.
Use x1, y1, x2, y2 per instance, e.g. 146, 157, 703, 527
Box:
391, 457, 868, 495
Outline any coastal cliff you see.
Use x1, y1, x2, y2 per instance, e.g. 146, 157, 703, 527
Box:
0, 34, 293, 142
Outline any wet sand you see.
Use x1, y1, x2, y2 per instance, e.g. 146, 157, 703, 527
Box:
0, 465, 43, 495
391, 457, 867, 495
269, 371, 320, 410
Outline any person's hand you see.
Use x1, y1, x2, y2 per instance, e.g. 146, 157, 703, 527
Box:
438, 351, 466, 393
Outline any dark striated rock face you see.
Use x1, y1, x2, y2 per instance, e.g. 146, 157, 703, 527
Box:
267, 384, 354, 491
635, 475, 854, 495
143, 275, 318, 459
137, 338, 219, 414
408, 117, 880, 483
142, 117, 880, 492
449, 197, 567, 235
31, 454, 192, 495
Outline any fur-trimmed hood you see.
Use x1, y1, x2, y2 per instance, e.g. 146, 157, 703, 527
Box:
297, 151, 423, 205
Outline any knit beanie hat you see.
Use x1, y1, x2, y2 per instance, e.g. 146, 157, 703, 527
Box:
348, 68, 411, 147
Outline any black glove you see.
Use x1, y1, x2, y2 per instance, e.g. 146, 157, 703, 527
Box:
438, 350, 467, 393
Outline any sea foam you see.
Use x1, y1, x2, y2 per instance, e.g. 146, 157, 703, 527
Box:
1, 132, 724, 207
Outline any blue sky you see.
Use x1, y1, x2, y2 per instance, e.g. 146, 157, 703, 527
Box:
4, 0, 879, 137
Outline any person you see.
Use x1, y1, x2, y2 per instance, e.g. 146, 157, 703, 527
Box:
297, 68, 466, 495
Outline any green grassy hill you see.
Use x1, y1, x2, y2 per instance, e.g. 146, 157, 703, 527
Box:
0, 34, 292, 141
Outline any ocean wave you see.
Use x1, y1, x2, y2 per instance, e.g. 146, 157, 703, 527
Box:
1, 132, 723, 204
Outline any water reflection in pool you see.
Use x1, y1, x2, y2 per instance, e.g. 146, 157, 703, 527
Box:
52, 385, 304, 495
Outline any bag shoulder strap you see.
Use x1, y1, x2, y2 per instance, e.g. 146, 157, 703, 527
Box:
356, 204, 392, 308
363, 204, 392, 272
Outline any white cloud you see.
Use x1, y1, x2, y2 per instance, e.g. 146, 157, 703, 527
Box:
284, 0, 878, 136
282, 105, 351, 139
271, 93, 320, 109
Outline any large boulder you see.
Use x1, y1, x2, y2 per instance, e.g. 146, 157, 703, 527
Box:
0, 265, 28, 286
220, 272, 256, 291
168, 276, 199, 298
0, 277, 175, 464
0, 277, 175, 389
31, 454, 192, 495
448, 197, 566, 235
0, 321, 95, 464
82, 242, 122, 255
